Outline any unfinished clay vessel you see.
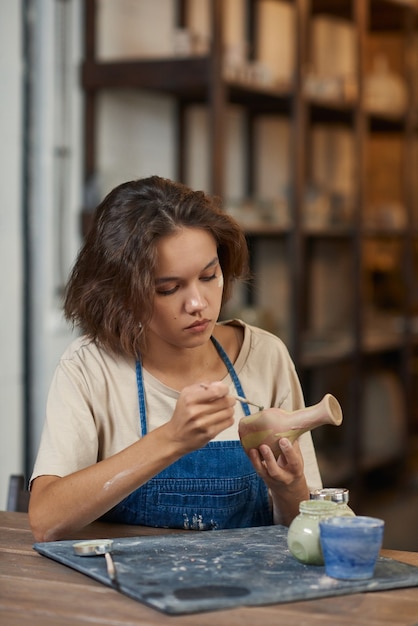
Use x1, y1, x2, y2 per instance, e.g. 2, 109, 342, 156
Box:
238, 393, 342, 459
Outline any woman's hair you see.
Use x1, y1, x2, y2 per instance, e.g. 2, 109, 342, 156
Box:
64, 175, 249, 358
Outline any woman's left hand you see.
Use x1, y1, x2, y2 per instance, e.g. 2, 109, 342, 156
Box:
248, 438, 309, 526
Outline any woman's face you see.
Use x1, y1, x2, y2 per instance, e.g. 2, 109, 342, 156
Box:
146, 227, 224, 350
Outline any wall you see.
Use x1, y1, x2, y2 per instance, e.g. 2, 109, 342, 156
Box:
0, 0, 83, 508
26, 0, 83, 475
0, 2, 24, 508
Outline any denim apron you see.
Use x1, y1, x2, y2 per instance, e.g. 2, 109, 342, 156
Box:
103, 337, 272, 530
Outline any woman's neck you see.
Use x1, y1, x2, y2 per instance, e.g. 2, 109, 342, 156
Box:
142, 338, 223, 389
141, 324, 243, 390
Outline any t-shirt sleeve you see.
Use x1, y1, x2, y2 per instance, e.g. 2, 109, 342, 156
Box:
30, 357, 99, 485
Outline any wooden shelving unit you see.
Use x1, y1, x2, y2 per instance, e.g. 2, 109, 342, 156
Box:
80, 0, 418, 494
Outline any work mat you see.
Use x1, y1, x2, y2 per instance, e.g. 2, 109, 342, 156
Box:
34, 525, 418, 615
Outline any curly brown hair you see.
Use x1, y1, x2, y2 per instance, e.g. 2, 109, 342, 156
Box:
64, 176, 249, 358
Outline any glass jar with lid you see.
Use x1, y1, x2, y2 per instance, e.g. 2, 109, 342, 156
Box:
310, 488, 355, 517
287, 499, 353, 565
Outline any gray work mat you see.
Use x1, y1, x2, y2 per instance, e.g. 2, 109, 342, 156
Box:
34, 525, 418, 615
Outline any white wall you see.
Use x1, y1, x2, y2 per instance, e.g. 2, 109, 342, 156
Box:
0, 2, 24, 508
27, 0, 83, 472
0, 0, 83, 509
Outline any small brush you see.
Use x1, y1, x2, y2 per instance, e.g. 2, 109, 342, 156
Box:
199, 383, 264, 411
104, 551, 117, 585
233, 395, 264, 411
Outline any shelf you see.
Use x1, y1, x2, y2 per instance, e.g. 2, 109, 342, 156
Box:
368, 112, 408, 132
82, 57, 210, 97
301, 328, 407, 365
303, 225, 356, 238
362, 227, 409, 237
226, 82, 292, 113
308, 99, 355, 125
82, 57, 293, 111
370, 0, 418, 31
362, 331, 404, 353
301, 335, 354, 368
243, 224, 291, 237
311, 0, 418, 24
81, 0, 418, 484
311, 0, 353, 20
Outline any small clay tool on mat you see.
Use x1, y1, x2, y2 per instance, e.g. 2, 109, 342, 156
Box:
73, 539, 118, 587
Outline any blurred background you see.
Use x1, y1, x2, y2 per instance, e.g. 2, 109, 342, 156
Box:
1, 0, 417, 550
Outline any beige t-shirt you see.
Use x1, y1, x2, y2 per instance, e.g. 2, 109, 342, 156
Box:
31, 320, 322, 493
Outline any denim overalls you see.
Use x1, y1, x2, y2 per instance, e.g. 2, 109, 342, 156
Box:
103, 337, 272, 530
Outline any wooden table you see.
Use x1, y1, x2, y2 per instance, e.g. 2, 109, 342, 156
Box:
1, 511, 417, 625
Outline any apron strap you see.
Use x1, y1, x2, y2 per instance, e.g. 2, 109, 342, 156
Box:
135, 359, 148, 436
136, 334, 250, 436
210, 336, 250, 416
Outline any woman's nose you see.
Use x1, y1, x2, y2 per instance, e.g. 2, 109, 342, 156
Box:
184, 287, 206, 314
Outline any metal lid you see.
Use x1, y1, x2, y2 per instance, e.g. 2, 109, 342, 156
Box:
309, 487, 350, 504
73, 539, 114, 556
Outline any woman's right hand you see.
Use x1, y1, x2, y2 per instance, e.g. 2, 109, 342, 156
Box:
165, 381, 235, 453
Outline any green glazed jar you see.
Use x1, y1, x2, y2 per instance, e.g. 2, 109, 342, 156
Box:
287, 500, 352, 565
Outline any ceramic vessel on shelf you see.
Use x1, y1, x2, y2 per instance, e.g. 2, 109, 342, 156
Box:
287, 499, 353, 566
239, 393, 342, 459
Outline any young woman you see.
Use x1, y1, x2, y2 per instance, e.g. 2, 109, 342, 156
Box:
29, 176, 322, 542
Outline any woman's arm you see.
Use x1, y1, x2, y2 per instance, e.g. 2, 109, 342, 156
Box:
29, 381, 234, 542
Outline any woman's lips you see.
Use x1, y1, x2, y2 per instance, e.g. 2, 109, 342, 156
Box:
185, 319, 210, 333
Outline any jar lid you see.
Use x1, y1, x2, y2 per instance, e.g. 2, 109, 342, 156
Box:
310, 488, 349, 504
299, 499, 339, 515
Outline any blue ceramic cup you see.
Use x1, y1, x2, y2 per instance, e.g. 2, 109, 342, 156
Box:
319, 516, 385, 580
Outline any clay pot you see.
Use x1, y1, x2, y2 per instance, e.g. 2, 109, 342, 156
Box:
238, 393, 342, 458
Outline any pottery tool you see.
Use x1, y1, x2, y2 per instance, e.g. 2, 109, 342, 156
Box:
233, 395, 264, 411
73, 539, 118, 586
199, 383, 263, 411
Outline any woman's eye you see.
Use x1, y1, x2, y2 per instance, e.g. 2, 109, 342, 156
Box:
156, 273, 218, 295
156, 285, 178, 296
201, 273, 217, 282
